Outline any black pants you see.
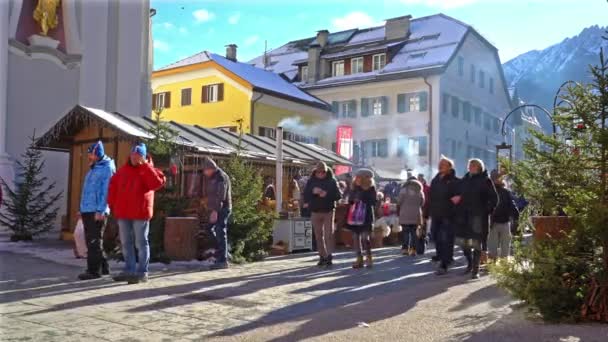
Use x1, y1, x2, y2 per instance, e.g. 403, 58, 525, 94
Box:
82, 213, 109, 275
432, 217, 454, 268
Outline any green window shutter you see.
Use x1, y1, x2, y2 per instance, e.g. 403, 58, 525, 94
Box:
397, 94, 406, 113
419, 136, 428, 156
331, 101, 339, 118
381, 96, 389, 115
419, 92, 428, 112
361, 98, 370, 117
349, 100, 357, 118
379, 139, 388, 157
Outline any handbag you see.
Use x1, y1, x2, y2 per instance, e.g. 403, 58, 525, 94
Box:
73, 219, 87, 258
347, 201, 367, 226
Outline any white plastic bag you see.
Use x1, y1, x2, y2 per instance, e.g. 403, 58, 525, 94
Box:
73, 219, 87, 258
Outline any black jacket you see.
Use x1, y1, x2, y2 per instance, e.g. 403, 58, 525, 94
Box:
346, 186, 377, 232
492, 186, 519, 223
303, 169, 341, 213
428, 169, 459, 219
454, 170, 498, 241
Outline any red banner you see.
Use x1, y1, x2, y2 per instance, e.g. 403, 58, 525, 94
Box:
335, 126, 353, 176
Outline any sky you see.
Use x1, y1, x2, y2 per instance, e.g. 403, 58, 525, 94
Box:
150, 0, 608, 70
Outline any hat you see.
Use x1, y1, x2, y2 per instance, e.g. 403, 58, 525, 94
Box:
131, 143, 147, 158
87, 141, 105, 159
202, 156, 218, 170
355, 168, 374, 178
315, 162, 328, 173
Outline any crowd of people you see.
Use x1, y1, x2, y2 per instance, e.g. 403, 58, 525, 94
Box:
303, 156, 521, 280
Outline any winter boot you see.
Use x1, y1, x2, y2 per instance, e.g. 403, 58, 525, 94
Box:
409, 247, 416, 257
463, 249, 473, 274
401, 247, 409, 256
317, 256, 326, 266
325, 254, 333, 267
78, 272, 101, 280
352, 255, 364, 269
365, 252, 373, 268
471, 250, 481, 279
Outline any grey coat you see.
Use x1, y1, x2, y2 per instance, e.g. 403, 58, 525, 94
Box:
398, 179, 425, 225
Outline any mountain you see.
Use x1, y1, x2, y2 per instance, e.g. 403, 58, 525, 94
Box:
503, 25, 608, 129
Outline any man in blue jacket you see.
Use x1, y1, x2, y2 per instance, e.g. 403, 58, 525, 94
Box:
78, 141, 116, 280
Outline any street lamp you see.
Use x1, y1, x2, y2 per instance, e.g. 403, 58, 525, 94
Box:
495, 142, 513, 170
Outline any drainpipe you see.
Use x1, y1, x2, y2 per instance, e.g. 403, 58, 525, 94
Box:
423, 76, 433, 177
250, 92, 264, 134
276, 126, 284, 215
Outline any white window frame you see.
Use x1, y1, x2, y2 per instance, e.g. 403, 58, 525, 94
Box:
301, 66, 308, 81
340, 102, 350, 118
259, 126, 276, 139
409, 95, 420, 112
206, 84, 219, 103
372, 98, 383, 116
155, 92, 166, 110
372, 53, 386, 71
332, 60, 345, 77
351, 57, 363, 74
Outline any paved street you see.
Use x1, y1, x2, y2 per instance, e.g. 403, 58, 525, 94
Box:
1, 243, 608, 342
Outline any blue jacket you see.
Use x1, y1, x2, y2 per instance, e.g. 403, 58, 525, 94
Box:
80, 156, 116, 214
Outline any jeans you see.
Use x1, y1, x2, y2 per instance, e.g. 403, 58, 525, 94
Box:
311, 211, 335, 258
211, 208, 231, 263
82, 213, 108, 275
488, 222, 511, 258
401, 224, 417, 250
118, 219, 150, 276
432, 217, 454, 268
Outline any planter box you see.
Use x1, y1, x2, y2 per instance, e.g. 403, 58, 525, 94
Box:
532, 216, 571, 240
164, 217, 199, 261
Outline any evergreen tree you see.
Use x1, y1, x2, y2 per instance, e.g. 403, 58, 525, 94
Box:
0, 135, 63, 241
147, 108, 179, 157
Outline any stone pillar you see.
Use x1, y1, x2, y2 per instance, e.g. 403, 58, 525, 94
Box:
0, 0, 14, 186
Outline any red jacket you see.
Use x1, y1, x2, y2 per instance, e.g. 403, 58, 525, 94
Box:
108, 159, 166, 220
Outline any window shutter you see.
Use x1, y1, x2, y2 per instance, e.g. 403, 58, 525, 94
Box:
419, 137, 428, 156
397, 94, 406, 113
349, 100, 357, 118
419, 92, 428, 112
381, 96, 388, 115
165, 92, 171, 108
331, 101, 339, 118
217, 83, 224, 101
361, 98, 370, 117
379, 140, 388, 157
152, 94, 157, 110
202, 86, 208, 103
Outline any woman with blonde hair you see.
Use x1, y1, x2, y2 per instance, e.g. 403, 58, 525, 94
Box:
346, 169, 378, 268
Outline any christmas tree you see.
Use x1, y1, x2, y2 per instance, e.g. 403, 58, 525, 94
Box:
0, 135, 63, 241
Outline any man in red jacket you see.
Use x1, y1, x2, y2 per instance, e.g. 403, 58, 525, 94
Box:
108, 143, 166, 284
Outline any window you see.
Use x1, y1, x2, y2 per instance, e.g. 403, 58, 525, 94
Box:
258, 126, 276, 139
493, 117, 500, 134
410, 52, 427, 59
181, 88, 192, 106
397, 136, 427, 157
451, 96, 460, 118
409, 95, 420, 112
152, 91, 171, 110
470, 64, 476, 83
372, 53, 386, 71
332, 60, 345, 77
217, 126, 237, 132
364, 139, 388, 158
397, 92, 427, 113
372, 98, 383, 115
301, 66, 308, 82
474, 107, 482, 126
202, 83, 224, 103
339, 100, 357, 118
362, 97, 387, 116
458, 56, 464, 76
351, 57, 363, 74
462, 101, 472, 123
484, 113, 492, 131
479, 70, 485, 88
451, 139, 457, 158
489, 77, 494, 94
442, 93, 450, 114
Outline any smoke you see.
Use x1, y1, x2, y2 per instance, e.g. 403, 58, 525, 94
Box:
277, 116, 339, 138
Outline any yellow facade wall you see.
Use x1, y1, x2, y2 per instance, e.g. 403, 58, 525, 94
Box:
152, 73, 252, 131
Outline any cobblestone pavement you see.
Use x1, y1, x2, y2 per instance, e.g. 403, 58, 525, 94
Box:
1, 245, 608, 342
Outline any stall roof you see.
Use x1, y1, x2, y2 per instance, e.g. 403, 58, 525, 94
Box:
36, 105, 351, 166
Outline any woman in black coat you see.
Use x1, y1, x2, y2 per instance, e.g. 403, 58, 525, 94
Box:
454, 159, 498, 279
346, 169, 377, 269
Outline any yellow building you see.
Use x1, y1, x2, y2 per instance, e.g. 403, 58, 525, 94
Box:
151, 48, 332, 144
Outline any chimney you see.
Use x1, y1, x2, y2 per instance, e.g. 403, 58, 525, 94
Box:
225, 44, 237, 61
385, 15, 412, 41
307, 45, 321, 84
316, 30, 329, 48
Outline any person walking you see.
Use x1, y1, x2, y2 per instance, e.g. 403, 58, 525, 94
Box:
398, 177, 425, 257
455, 159, 498, 279
346, 169, 377, 268
304, 162, 341, 267
488, 173, 519, 261
108, 143, 166, 284
201, 157, 232, 270
429, 157, 460, 275
77, 141, 116, 280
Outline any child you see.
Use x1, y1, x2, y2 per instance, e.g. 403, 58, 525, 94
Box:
397, 176, 425, 256
346, 169, 378, 268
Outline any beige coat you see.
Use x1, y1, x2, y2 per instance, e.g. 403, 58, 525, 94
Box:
398, 179, 425, 225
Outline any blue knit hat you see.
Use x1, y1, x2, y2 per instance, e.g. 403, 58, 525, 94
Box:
87, 141, 105, 159
131, 142, 147, 158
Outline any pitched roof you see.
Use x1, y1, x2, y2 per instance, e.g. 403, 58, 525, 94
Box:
156, 52, 329, 110
248, 14, 475, 88
37, 105, 351, 166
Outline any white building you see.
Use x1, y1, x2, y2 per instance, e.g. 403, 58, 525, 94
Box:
1, 0, 153, 233
250, 14, 514, 177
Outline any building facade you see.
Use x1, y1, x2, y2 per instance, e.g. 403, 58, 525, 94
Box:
1, 0, 152, 233
250, 14, 514, 177
151, 49, 332, 145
